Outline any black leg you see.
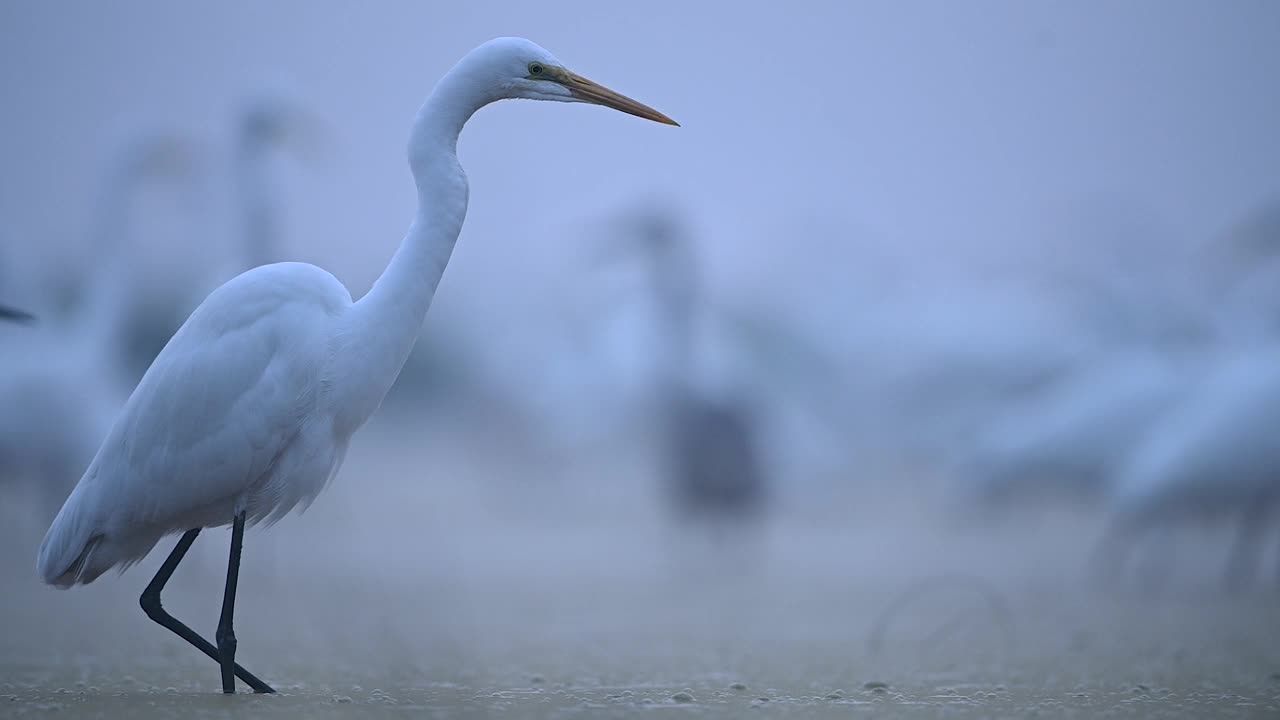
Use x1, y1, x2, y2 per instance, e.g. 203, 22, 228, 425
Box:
139, 527, 275, 694
217, 512, 246, 693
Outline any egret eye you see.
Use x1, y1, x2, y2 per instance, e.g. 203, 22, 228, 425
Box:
528, 62, 545, 76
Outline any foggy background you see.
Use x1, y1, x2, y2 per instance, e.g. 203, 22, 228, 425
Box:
2, 1, 1280, 715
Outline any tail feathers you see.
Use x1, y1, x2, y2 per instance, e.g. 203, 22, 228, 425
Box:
37, 481, 106, 587
39, 522, 164, 587
38, 491, 164, 588
44, 534, 105, 588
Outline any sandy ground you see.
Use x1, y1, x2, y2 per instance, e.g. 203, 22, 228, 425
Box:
2, 417, 1279, 718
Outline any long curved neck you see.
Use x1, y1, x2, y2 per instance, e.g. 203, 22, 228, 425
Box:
336, 69, 484, 430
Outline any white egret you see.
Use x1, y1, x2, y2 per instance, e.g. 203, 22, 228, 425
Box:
37, 38, 676, 694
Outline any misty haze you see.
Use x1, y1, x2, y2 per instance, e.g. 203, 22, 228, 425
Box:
2, 2, 1279, 718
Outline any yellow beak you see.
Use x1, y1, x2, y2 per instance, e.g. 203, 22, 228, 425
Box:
558, 70, 679, 126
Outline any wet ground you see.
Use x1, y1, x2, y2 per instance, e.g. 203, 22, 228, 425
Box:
2, 419, 1279, 718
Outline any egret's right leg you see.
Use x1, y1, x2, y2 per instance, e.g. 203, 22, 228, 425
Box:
139, 528, 275, 693
216, 511, 247, 694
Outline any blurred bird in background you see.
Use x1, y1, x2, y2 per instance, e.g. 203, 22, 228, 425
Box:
1093, 202, 1280, 590
596, 206, 771, 547
0, 132, 196, 525
118, 93, 324, 379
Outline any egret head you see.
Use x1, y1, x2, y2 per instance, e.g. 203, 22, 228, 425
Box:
460, 37, 678, 126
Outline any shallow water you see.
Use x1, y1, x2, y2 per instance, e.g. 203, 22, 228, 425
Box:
3, 421, 1278, 718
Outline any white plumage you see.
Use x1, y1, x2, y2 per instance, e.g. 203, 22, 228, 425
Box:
39, 263, 352, 585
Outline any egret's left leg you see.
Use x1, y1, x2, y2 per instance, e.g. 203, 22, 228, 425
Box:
217, 511, 248, 694
139, 528, 273, 693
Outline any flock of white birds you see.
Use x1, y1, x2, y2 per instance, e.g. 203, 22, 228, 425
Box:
0, 34, 1278, 695
943, 205, 1280, 589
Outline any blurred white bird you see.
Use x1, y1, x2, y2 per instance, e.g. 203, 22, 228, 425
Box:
618, 209, 769, 532
841, 291, 1095, 470
121, 95, 322, 377
233, 93, 325, 271
0, 134, 194, 524
1101, 348, 1280, 590
37, 38, 676, 694
952, 349, 1198, 516
1088, 205, 1280, 590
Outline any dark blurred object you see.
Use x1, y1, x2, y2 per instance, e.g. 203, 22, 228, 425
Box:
611, 206, 770, 534
0, 304, 35, 324
664, 392, 766, 527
